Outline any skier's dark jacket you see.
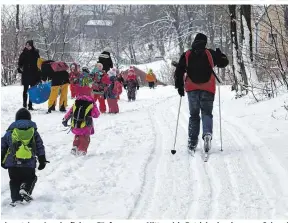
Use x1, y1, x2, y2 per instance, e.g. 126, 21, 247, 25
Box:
174, 33, 229, 94
98, 51, 113, 73
41, 60, 69, 86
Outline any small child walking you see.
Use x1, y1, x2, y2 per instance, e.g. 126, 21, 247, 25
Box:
1, 108, 48, 207
69, 63, 80, 98
62, 84, 100, 156
106, 68, 122, 113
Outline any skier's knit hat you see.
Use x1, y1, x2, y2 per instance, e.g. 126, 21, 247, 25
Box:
26, 40, 34, 48
15, 108, 31, 121
192, 33, 207, 49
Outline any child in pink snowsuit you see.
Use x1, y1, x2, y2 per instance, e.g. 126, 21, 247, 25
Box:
62, 85, 100, 155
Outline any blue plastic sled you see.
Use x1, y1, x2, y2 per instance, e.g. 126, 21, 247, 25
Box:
28, 82, 51, 104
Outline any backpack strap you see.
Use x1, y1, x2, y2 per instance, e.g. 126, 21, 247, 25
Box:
205, 49, 221, 84
185, 50, 191, 66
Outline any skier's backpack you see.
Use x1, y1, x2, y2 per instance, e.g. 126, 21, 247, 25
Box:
3, 128, 36, 164
185, 49, 214, 84
71, 100, 93, 128
50, 61, 69, 72
112, 81, 122, 95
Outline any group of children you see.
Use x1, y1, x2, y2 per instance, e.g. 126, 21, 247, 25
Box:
1, 61, 152, 207
68, 63, 124, 114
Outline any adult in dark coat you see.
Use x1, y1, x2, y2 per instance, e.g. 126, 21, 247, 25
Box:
98, 49, 113, 73
18, 40, 41, 110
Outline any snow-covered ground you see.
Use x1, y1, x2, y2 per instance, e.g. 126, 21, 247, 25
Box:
1, 84, 288, 219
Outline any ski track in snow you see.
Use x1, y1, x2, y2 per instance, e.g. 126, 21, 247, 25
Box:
1, 85, 288, 219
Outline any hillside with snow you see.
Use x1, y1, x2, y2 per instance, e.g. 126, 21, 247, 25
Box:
1, 84, 288, 219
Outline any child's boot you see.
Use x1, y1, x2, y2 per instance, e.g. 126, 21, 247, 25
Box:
71, 146, 77, 155
19, 183, 33, 202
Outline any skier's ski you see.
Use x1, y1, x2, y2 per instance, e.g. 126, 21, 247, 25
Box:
188, 149, 195, 157
203, 152, 209, 162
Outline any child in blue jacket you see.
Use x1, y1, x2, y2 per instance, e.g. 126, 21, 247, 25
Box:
1, 108, 48, 206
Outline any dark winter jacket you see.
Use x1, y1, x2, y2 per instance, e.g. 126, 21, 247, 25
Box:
126, 78, 139, 92
1, 120, 45, 169
105, 76, 118, 99
41, 60, 69, 86
98, 51, 113, 73
18, 48, 41, 86
174, 42, 228, 94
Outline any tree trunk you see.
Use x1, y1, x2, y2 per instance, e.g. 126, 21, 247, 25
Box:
60, 5, 65, 61
241, 5, 253, 61
14, 5, 20, 82
265, 6, 288, 90
168, 6, 184, 55
239, 6, 248, 86
220, 23, 225, 81
228, 5, 238, 89
184, 5, 194, 48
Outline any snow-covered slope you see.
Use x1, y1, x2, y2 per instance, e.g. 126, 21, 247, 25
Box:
1, 84, 288, 219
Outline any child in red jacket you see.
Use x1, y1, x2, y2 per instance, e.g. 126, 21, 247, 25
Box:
69, 63, 80, 98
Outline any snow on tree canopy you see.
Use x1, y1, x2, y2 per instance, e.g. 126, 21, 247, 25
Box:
85, 20, 113, 26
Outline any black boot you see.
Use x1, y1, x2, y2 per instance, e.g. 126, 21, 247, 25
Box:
19, 175, 37, 202
23, 93, 27, 108
59, 103, 66, 112
188, 138, 198, 152
28, 101, 34, 110
51, 104, 56, 111
203, 134, 212, 153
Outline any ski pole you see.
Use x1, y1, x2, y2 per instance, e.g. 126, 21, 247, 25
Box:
171, 96, 182, 155
218, 68, 223, 152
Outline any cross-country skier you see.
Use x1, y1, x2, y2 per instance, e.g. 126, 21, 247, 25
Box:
174, 33, 229, 153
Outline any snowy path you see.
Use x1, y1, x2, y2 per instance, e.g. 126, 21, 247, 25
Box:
1, 85, 288, 219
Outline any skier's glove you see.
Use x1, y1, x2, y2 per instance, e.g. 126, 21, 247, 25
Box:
178, 87, 185, 97
38, 155, 50, 170
1, 155, 7, 169
17, 67, 23, 74
1, 162, 7, 169
216, 48, 222, 56
137, 86, 139, 90
62, 119, 68, 127
171, 61, 178, 67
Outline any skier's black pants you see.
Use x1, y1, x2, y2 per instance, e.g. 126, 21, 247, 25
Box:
8, 167, 37, 202
148, 82, 155, 89
23, 84, 35, 108
127, 87, 137, 100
